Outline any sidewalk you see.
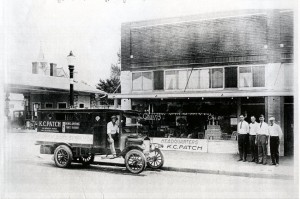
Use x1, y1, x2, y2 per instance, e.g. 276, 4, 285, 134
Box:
6, 130, 296, 180
160, 150, 295, 180
96, 150, 295, 180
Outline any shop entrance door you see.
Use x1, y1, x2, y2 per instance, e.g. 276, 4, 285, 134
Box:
284, 104, 294, 156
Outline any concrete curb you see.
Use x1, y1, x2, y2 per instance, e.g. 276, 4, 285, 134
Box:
92, 161, 293, 180
160, 166, 294, 180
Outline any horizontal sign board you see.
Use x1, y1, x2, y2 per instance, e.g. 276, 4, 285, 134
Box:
36, 132, 93, 145
37, 120, 81, 133
152, 137, 208, 153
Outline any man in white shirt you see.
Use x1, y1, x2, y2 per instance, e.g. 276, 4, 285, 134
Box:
237, 114, 249, 162
249, 116, 259, 163
257, 114, 269, 165
268, 117, 283, 166
107, 115, 119, 158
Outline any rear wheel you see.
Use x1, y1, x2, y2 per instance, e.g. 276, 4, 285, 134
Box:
147, 148, 164, 169
125, 149, 146, 174
80, 155, 94, 166
54, 145, 73, 168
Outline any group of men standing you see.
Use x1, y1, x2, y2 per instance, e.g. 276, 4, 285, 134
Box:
237, 114, 283, 166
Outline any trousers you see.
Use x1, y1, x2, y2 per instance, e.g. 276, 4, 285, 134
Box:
270, 136, 280, 164
108, 134, 119, 155
238, 134, 248, 160
249, 135, 258, 161
257, 135, 268, 164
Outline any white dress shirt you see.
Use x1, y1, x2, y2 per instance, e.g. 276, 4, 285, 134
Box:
257, 122, 269, 135
107, 121, 119, 135
249, 122, 259, 136
268, 123, 283, 137
237, 121, 249, 134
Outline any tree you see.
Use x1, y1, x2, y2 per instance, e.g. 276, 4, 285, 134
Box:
96, 51, 121, 99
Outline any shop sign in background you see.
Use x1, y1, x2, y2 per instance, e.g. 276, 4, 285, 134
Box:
152, 137, 208, 152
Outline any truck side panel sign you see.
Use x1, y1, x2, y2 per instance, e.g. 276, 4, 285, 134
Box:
38, 120, 80, 133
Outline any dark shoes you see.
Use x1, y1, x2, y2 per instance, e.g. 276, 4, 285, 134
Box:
243, 159, 247, 162
238, 159, 243, 161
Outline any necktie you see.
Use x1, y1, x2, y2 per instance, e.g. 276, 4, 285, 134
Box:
260, 123, 262, 128
240, 121, 242, 129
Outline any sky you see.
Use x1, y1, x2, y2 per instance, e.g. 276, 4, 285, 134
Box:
3, 0, 296, 87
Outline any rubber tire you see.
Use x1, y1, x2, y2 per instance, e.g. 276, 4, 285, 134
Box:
54, 145, 73, 168
125, 149, 146, 174
80, 155, 95, 166
147, 148, 164, 169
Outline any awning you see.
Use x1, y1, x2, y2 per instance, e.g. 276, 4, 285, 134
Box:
108, 89, 293, 99
5, 71, 106, 96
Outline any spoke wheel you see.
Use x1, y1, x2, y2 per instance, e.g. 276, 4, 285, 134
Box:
125, 149, 146, 174
80, 155, 94, 166
147, 148, 164, 169
54, 145, 73, 168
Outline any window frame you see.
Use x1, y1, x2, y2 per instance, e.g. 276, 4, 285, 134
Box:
57, 102, 67, 109
132, 71, 154, 91
44, 102, 53, 109
224, 66, 238, 88
238, 65, 266, 90
153, 70, 165, 90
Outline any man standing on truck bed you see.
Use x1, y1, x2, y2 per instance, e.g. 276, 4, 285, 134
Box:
107, 115, 119, 158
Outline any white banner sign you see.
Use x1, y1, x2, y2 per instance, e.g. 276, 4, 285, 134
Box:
152, 137, 208, 152
36, 133, 93, 145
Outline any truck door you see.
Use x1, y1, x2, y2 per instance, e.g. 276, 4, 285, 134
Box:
91, 113, 107, 147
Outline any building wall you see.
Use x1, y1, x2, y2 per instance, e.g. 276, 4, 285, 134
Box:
31, 94, 70, 109
118, 10, 294, 155
121, 10, 293, 71
30, 94, 91, 109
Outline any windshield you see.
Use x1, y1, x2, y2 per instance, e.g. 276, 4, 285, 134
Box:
122, 112, 145, 135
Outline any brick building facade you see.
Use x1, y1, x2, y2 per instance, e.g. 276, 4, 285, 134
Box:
110, 10, 294, 155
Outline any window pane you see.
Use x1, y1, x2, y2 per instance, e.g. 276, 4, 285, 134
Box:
239, 67, 253, 87
199, 69, 210, 89
178, 70, 188, 90
165, 71, 177, 90
154, 71, 164, 90
45, 103, 53, 108
284, 64, 293, 88
211, 68, 223, 88
187, 70, 199, 89
225, 67, 237, 88
58, 103, 67, 109
132, 72, 142, 91
142, 72, 153, 90
252, 66, 265, 87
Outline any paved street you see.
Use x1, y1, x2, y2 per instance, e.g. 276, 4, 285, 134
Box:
1, 131, 299, 199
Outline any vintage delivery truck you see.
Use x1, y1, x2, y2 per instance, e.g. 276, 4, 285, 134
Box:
35, 109, 164, 174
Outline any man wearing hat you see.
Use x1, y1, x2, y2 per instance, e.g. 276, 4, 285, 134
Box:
107, 115, 119, 158
257, 114, 269, 165
268, 117, 283, 166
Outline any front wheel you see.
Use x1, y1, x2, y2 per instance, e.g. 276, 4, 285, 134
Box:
147, 148, 164, 169
54, 145, 73, 168
125, 149, 146, 174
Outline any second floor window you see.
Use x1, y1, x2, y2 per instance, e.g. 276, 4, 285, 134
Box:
132, 72, 153, 91
239, 66, 265, 88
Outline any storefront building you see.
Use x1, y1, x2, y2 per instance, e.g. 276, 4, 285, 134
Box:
5, 47, 106, 128
109, 10, 294, 155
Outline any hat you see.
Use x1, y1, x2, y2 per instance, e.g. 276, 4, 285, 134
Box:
269, 117, 275, 121
111, 115, 117, 119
